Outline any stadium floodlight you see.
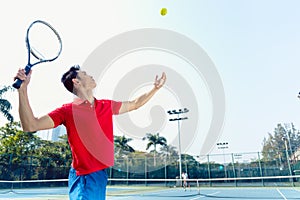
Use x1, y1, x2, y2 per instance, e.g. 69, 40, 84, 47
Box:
167, 108, 189, 179
217, 142, 229, 179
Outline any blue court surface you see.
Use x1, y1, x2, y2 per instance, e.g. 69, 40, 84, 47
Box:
107, 187, 300, 200
0, 187, 300, 199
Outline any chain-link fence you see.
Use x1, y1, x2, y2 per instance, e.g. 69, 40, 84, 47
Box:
1, 151, 300, 186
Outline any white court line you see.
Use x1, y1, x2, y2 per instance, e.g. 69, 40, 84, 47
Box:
276, 188, 287, 200
140, 188, 181, 196
107, 197, 130, 200
190, 191, 220, 200
293, 187, 300, 192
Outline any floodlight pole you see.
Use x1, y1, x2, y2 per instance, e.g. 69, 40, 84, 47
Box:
217, 142, 229, 179
167, 108, 189, 180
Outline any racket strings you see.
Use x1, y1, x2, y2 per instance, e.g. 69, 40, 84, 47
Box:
28, 22, 62, 61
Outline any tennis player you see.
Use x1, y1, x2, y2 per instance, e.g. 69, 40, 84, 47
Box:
182, 172, 190, 191
182, 172, 187, 190
15, 65, 166, 200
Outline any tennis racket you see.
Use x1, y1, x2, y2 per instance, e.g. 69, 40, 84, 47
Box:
13, 20, 62, 89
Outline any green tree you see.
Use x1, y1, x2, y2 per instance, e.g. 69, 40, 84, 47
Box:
143, 132, 167, 166
160, 144, 178, 158
0, 85, 14, 123
34, 134, 71, 179
0, 122, 41, 180
262, 123, 300, 164
58, 134, 72, 166
181, 154, 200, 178
160, 144, 178, 166
0, 122, 39, 157
36, 134, 71, 167
283, 123, 300, 156
114, 135, 135, 157
0, 123, 71, 180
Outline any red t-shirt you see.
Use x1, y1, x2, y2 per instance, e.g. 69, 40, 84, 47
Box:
48, 98, 122, 175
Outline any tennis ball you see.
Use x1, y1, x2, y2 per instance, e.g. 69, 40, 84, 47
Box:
160, 8, 167, 16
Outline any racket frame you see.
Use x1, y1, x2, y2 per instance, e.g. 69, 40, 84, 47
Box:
13, 20, 62, 89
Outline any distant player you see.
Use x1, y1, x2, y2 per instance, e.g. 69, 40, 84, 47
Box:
182, 171, 191, 191
182, 172, 187, 190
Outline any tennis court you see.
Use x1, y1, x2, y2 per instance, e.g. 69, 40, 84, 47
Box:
107, 188, 300, 199
1, 177, 300, 199
1, 187, 300, 199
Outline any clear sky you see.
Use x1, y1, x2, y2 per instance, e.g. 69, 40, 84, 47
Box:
1, 0, 300, 162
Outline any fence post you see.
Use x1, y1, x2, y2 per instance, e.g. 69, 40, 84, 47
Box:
9, 153, 13, 165
165, 156, 167, 186
145, 156, 147, 186
257, 152, 264, 186
231, 153, 237, 186
126, 157, 129, 185
207, 154, 211, 187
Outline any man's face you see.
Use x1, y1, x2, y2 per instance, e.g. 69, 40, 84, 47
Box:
76, 70, 97, 90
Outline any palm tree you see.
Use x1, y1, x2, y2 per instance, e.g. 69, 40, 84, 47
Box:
0, 86, 14, 123
114, 135, 135, 156
143, 132, 167, 166
160, 144, 178, 161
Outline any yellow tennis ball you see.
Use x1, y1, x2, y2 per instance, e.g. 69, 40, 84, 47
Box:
160, 8, 167, 16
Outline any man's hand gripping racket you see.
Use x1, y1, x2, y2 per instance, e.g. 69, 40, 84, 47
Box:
13, 20, 62, 89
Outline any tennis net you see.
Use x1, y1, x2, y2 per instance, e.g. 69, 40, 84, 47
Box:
0, 175, 300, 198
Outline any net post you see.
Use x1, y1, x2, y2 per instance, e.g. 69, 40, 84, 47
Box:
197, 179, 200, 195
10, 181, 14, 193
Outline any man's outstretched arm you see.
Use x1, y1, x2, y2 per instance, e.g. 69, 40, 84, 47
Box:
118, 72, 166, 114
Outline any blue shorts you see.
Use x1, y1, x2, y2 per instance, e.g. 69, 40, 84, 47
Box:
68, 168, 108, 200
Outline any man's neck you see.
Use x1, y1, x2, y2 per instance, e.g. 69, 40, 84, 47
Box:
76, 90, 94, 104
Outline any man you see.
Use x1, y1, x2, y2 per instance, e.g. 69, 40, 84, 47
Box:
15, 65, 166, 199
181, 172, 187, 190
182, 171, 190, 191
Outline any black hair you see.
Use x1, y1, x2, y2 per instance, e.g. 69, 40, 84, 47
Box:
61, 65, 80, 94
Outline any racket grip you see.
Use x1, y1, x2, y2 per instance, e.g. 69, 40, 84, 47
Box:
12, 65, 31, 89
12, 79, 23, 89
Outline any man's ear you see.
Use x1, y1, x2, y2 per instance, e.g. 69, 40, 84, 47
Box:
72, 78, 80, 87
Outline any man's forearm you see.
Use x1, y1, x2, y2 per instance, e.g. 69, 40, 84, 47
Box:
119, 87, 160, 114
18, 88, 37, 132
133, 87, 159, 109
118, 72, 166, 114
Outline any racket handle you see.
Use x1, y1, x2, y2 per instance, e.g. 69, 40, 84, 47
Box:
12, 65, 31, 89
